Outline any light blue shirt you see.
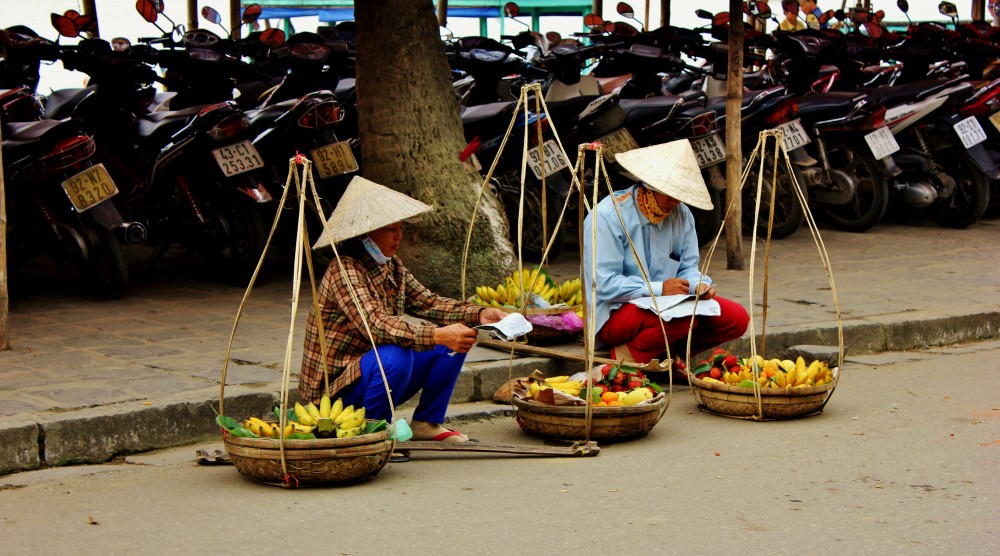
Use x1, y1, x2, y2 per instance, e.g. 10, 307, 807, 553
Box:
582, 185, 711, 341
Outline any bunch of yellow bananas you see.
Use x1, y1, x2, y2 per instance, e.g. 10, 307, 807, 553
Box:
293, 394, 368, 438
527, 375, 584, 398
707, 356, 835, 389
473, 267, 583, 308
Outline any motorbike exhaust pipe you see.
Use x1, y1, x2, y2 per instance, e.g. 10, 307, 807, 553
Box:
116, 222, 148, 245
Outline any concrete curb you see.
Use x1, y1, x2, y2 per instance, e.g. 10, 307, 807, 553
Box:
2, 311, 998, 476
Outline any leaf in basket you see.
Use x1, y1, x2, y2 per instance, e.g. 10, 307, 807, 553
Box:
692, 362, 711, 376
286, 432, 316, 440
273, 405, 282, 422
646, 381, 663, 393
215, 414, 240, 431
364, 419, 388, 434
229, 425, 258, 438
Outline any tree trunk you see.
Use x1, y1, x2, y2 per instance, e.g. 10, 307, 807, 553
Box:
354, 0, 515, 298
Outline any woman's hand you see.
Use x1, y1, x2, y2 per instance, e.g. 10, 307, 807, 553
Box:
661, 278, 690, 296
478, 308, 507, 325
433, 324, 478, 353
696, 282, 717, 300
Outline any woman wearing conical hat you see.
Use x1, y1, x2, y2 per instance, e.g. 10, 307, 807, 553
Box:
583, 139, 749, 370
301, 176, 507, 442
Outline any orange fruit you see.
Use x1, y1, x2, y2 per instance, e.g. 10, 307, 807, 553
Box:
764, 368, 777, 378
596, 401, 608, 407
601, 391, 618, 403
607, 400, 623, 407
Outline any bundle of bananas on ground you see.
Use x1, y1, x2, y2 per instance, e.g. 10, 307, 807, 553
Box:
241, 417, 314, 437
527, 375, 584, 399
293, 394, 368, 438
473, 267, 583, 308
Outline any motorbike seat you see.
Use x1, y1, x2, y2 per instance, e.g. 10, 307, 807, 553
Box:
544, 95, 601, 129
795, 91, 866, 122
618, 96, 683, 125
1, 118, 74, 161
136, 104, 203, 144
43, 87, 94, 120
245, 98, 297, 134
857, 80, 946, 108
460, 101, 516, 126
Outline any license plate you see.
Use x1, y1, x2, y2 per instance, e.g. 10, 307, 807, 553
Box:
864, 127, 900, 159
212, 140, 264, 177
990, 111, 1000, 133
527, 139, 569, 179
690, 133, 726, 168
953, 115, 988, 149
776, 119, 811, 152
597, 127, 639, 162
61, 163, 118, 212
310, 140, 359, 179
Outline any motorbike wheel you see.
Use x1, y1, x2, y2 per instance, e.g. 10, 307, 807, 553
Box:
984, 180, 1000, 219
58, 220, 129, 299
691, 186, 723, 247
506, 185, 565, 262
215, 202, 268, 284
927, 148, 991, 229
818, 141, 889, 232
741, 157, 806, 239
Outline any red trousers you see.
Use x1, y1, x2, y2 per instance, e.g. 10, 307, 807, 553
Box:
597, 296, 749, 363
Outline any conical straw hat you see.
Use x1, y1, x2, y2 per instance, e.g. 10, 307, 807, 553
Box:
614, 139, 714, 210
312, 176, 433, 249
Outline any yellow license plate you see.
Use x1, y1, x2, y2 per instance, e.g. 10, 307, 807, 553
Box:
310, 141, 359, 179
989, 111, 1000, 133
598, 127, 640, 162
61, 163, 119, 212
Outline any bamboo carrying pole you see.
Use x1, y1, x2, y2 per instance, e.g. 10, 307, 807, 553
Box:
0, 123, 9, 350
725, 0, 745, 270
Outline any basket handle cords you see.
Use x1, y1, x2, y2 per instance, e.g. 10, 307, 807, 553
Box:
220, 157, 399, 487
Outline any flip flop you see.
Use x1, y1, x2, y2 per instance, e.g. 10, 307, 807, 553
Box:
389, 450, 410, 463
430, 430, 468, 442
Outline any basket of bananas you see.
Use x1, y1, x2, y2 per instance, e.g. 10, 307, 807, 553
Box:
472, 267, 584, 344
218, 394, 394, 485
688, 350, 840, 420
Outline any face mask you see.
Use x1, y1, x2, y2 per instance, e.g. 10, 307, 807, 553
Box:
361, 235, 392, 265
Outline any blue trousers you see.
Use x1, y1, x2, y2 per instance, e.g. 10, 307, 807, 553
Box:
339, 344, 466, 424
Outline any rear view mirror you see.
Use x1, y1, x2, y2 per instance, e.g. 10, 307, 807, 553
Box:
938, 1, 957, 18
584, 13, 605, 32
201, 6, 222, 25
242, 4, 262, 24
136, 0, 162, 23
616, 2, 634, 19
695, 9, 713, 20
503, 2, 520, 18
897, 0, 909, 13
260, 28, 285, 46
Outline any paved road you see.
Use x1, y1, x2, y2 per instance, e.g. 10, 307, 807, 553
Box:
2, 341, 998, 555
0, 217, 998, 473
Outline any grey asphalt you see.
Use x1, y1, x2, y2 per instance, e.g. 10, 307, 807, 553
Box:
1, 216, 998, 474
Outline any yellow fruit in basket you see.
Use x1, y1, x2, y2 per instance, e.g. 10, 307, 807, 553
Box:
319, 395, 332, 419
623, 389, 647, 406
774, 370, 787, 388
545, 376, 569, 383
336, 426, 363, 438
306, 402, 321, 420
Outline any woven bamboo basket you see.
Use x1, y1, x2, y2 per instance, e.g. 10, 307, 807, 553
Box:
469, 299, 583, 345
222, 423, 393, 485
512, 392, 667, 441
689, 370, 839, 420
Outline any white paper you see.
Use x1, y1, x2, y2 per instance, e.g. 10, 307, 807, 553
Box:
474, 312, 533, 341
629, 295, 721, 321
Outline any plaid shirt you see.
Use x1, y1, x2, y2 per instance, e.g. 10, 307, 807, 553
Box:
299, 253, 482, 404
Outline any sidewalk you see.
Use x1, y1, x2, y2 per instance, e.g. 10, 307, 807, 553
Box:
1, 217, 998, 474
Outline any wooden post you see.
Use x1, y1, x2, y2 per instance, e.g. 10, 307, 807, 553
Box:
644, 0, 650, 30
593, 1, 603, 17
661, 0, 670, 27
82, 0, 101, 37
973, 0, 986, 20
438, 0, 448, 27
1, 122, 10, 350
187, 0, 199, 34
725, 0, 744, 270
230, 0, 241, 39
